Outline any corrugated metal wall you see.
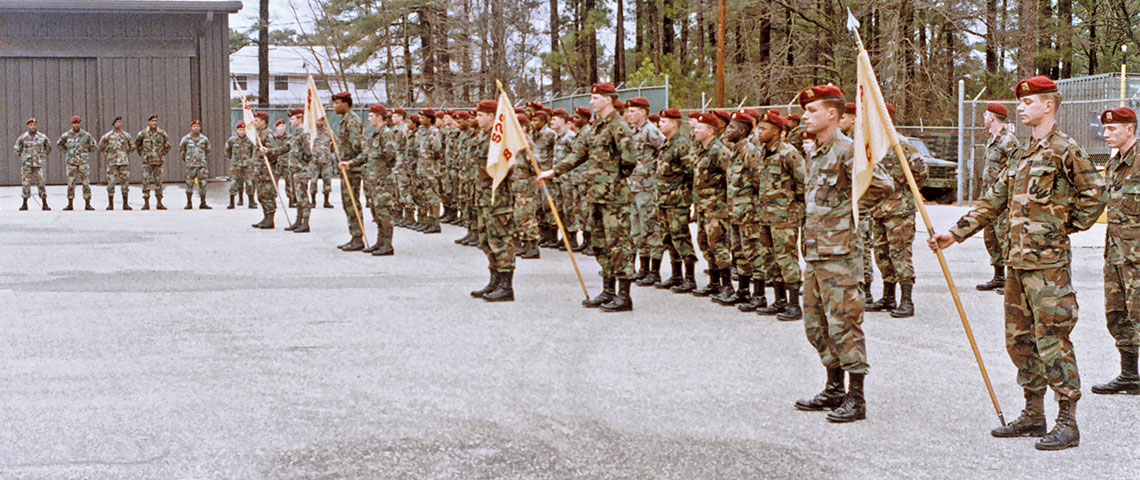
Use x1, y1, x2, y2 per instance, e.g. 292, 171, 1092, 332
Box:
0, 10, 230, 186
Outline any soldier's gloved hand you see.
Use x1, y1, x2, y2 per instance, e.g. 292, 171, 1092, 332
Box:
537, 170, 555, 181
928, 233, 956, 252
338, 161, 351, 169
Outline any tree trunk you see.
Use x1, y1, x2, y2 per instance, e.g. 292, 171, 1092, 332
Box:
1019, 0, 1037, 78
662, 0, 673, 58
985, 0, 997, 73
419, 6, 436, 103
1058, 0, 1072, 78
435, 4, 452, 102
715, 0, 724, 106
678, 1, 688, 67
757, 7, 770, 65
695, 0, 705, 72
491, 0, 506, 90
615, 0, 625, 83
258, 0, 269, 107
1087, 2, 1097, 75
551, 0, 562, 95
404, 15, 414, 104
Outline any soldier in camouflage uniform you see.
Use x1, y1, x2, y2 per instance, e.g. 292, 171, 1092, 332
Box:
976, 102, 1020, 292
405, 116, 425, 229
135, 115, 171, 210
547, 109, 578, 249
13, 118, 52, 210
416, 110, 444, 234
453, 112, 477, 245
225, 122, 256, 209
57, 115, 97, 211
99, 117, 133, 210
1094, 106, 1140, 396
689, 113, 733, 298
623, 97, 667, 285
331, 92, 367, 250
529, 111, 558, 248
469, 100, 517, 302
283, 109, 312, 232
179, 120, 212, 210
345, 105, 399, 254
310, 117, 337, 209
251, 112, 287, 229
716, 111, 763, 307
542, 83, 637, 312
653, 108, 697, 293
786, 114, 805, 154
792, 85, 894, 424
511, 114, 542, 258
931, 76, 1107, 450
568, 108, 594, 253
388, 109, 410, 227
746, 110, 805, 320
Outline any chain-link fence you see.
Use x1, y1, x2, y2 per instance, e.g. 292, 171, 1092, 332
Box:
540, 81, 670, 113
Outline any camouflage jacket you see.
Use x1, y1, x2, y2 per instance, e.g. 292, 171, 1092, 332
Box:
553, 110, 636, 204
950, 124, 1107, 269
554, 128, 576, 162
135, 127, 170, 165
56, 129, 96, 166
692, 137, 731, 219
256, 127, 287, 169
751, 140, 806, 226
99, 130, 133, 167
13, 131, 52, 168
418, 125, 443, 176
224, 135, 255, 169
871, 136, 928, 218
1105, 142, 1140, 265
787, 125, 806, 154
390, 123, 409, 173
628, 120, 666, 192
404, 127, 422, 175
726, 137, 762, 223
179, 133, 211, 167
803, 132, 894, 261
982, 129, 1020, 191
312, 129, 336, 166
510, 134, 539, 182
338, 112, 365, 174
357, 127, 399, 180
655, 132, 694, 207
285, 131, 312, 169
474, 129, 512, 210
532, 125, 557, 169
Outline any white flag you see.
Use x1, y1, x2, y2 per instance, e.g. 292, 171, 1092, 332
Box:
304, 75, 326, 149
852, 46, 900, 223
485, 89, 528, 200
241, 96, 259, 147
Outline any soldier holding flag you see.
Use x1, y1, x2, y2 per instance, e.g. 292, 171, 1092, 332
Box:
469, 99, 517, 302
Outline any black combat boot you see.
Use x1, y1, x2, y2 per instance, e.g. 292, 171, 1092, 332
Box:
692, 268, 721, 297
185, 192, 194, 209
520, 240, 540, 259
601, 278, 633, 312
866, 282, 896, 312
423, 217, 442, 234
977, 265, 1005, 291
228, 195, 236, 209
142, 194, 151, 210
484, 270, 515, 302
890, 283, 914, 318
637, 259, 661, 287
339, 236, 364, 251
153, 195, 164, 210
84, 199, 94, 211
455, 230, 472, 245
583, 277, 616, 308
106, 193, 114, 210
757, 282, 787, 315
237, 186, 244, 206
778, 286, 803, 321
827, 373, 866, 423
795, 367, 846, 411
293, 211, 310, 233
284, 215, 299, 231
714, 275, 745, 305
251, 213, 269, 229
371, 220, 394, 255
19, 198, 28, 210
1036, 400, 1080, 450
310, 189, 316, 207
860, 282, 873, 307
41, 196, 50, 210
739, 279, 767, 312
563, 232, 579, 251
634, 256, 650, 282
471, 269, 497, 298
1092, 349, 1140, 394
672, 260, 697, 293
249, 192, 258, 209
123, 193, 134, 210
199, 193, 211, 210
991, 390, 1047, 438
323, 192, 333, 208
64, 198, 74, 211
582, 233, 595, 256
363, 236, 380, 253
656, 260, 683, 289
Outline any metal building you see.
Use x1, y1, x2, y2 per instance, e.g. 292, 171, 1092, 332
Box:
0, 0, 241, 186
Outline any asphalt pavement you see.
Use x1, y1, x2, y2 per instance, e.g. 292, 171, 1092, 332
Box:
1, 183, 1137, 479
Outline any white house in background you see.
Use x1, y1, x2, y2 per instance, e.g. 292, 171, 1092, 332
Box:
229, 45, 392, 106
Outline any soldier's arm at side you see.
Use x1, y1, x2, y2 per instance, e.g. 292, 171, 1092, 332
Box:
1063, 145, 1108, 232
934, 174, 1011, 250
56, 133, 67, 150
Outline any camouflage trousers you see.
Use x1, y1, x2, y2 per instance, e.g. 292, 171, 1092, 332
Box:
276, 164, 296, 203
106, 164, 129, 195
555, 179, 579, 233
418, 175, 441, 221
1005, 266, 1081, 401
66, 163, 91, 200
577, 179, 591, 235
658, 204, 696, 262
589, 202, 636, 279
340, 170, 364, 238
185, 165, 208, 194
730, 221, 761, 277
19, 166, 46, 199
513, 178, 540, 241
479, 199, 516, 273
631, 190, 665, 259
1104, 262, 1140, 354
983, 224, 1004, 268
757, 224, 801, 285
293, 168, 312, 219
803, 255, 868, 374
870, 214, 916, 284
253, 162, 276, 215
364, 167, 397, 237
859, 216, 874, 285
311, 162, 335, 196
230, 165, 251, 196
141, 164, 164, 197
697, 216, 732, 270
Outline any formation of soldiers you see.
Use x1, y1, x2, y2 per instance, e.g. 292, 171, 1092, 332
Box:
11, 78, 1139, 449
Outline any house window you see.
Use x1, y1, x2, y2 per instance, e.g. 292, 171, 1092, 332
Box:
235, 75, 248, 90
315, 77, 330, 90
274, 76, 289, 91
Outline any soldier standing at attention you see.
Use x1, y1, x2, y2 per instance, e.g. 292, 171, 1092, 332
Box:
343, 105, 398, 255
930, 76, 1106, 450
716, 110, 763, 306
469, 100, 517, 302
653, 108, 697, 293
549, 109, 579, 249
625, 97, 667, 286
530, 111, 559, 248
14, 118, 52, 210
135, 115, 171, 210
388, 108, 410, 226
57, 115, 97, 211
786, 113, 805, 154
690, 113, 733, 298
510, 113, 541, 257
747, 110, 806, 320
975, 102, 1020, 292
406, 114, 425, 230
310, 117, 336, 208
541, 82, 637, 312
416, 109, 444, 234
332, 92, 366, 251
570, 107, 594, 254
179, 120, 211, 210
225, 122, 255, 209
844, 100, 875, 307
252, 112, 287, 229
792, 84, 894, 424
1094, 106, 1140, 396
283, 109, 312, 232
99, 117, 133, 210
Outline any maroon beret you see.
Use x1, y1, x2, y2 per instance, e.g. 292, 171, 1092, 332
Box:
235, 122, 245, 129
444, 110, 456, 117
254, 112, 269, 120
369, 104, 387, 116
552, 108, 569, 119
532, 110, 549, 121
712, 109, 732, 126
627, 96, 650, 109
274, 119, 286, 127
70, 115, 82, 124
742, 108, 761, 121
409, 114, 421, 123
660, 108, 683, 119
885, 102, 896, 117
613, 99, 626, 110
760, 109, 789, 129
647, 114, 660, 123
844, 102, 857, 115
787, 113, 801, 121
513, 107, 525, 115
477, 100, 498, 114
526, 101, 543, 110
591, 82, 617, 95
332, 91, 352, 101
288, 108, 304, 117
420, 108, 436, 119
517, 114, 529, 124
697, 112, 721, 128
189, 119, 201, 126
986, 103, 1008, 118
797, 84, 844, 108
687, 111, 702, 120
731, 110, 756, 128
26, 117, 36, 124
393, 108, 407, 116
574, 106, 592, 120
1102, 107, 1137, 124
1015, 76, 1058, 98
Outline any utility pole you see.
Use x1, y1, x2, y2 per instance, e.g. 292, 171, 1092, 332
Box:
715, 0, 725, 107
258, 0, 269, 108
